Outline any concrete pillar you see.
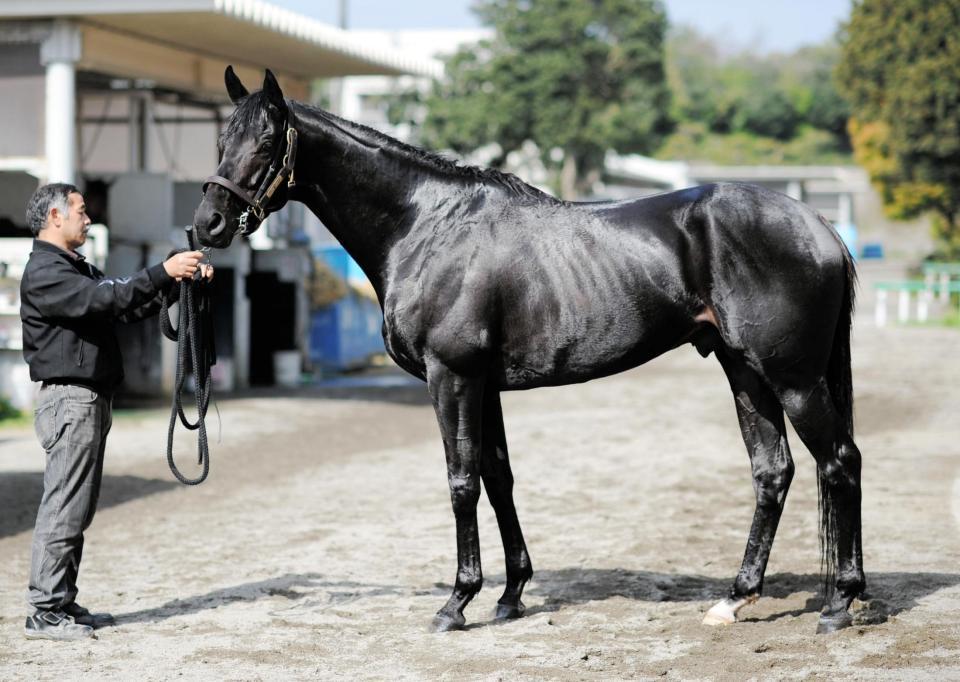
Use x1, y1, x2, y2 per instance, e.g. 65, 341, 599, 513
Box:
838, 192, 853, 226
40, 20, 81, 184
128, 93, 154, 172
234, 242, 251, 389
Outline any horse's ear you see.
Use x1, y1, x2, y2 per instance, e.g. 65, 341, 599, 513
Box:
224, 65, 249, 104
262, 69, 286, 112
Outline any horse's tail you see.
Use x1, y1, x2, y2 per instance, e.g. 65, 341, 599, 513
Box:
819, 232, 857, 597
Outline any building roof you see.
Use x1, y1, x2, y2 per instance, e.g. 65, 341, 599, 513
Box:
605, 152, 871, 194
0, 0, 443, 84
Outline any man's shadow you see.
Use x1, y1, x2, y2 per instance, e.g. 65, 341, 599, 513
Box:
115, 573, 408, 625
0, 472, 177, 539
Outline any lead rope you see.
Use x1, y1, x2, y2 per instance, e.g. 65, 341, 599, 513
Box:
160, 227, 216, 485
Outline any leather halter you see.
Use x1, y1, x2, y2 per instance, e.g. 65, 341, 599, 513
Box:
203, 122, 298, 236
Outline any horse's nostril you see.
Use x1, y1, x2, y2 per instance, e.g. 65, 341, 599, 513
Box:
208, 213, 225, 236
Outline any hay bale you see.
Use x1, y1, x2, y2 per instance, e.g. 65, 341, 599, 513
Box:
309, 257, 348, 309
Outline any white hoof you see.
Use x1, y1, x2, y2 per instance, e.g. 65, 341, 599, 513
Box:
702, 595, 757, 626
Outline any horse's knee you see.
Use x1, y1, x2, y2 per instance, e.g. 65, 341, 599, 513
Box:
448, 474, 481, 511
753, 456, 794, 507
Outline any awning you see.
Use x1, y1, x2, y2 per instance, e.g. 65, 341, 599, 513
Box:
1, 0, 443, 99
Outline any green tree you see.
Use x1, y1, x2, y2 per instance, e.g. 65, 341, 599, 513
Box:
662, 27, 851, 163
782, 44, 850, 143
836, 0, 960, 255
419, 0, 672, 199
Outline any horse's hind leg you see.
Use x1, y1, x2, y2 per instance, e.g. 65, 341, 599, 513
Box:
479, 389, 533, 620
704, 349, 795, 626
426, 357, 485, 632
776, 380, 864, 633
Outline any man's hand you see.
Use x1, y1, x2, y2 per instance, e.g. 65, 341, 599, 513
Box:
199, 263, 214, 282
164, 251, 207, 281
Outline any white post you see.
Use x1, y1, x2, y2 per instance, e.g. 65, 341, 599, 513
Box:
875, 290, 887, 327
940, 273, 950, 304
838, 192, 853, 226
40, 20, 81, 184
897, 290, 910, 323
918, 290, 930, 322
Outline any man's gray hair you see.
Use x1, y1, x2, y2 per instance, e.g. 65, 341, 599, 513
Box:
25, 183, 79, 237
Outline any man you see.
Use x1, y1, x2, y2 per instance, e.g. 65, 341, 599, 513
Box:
20, 183, 212, 640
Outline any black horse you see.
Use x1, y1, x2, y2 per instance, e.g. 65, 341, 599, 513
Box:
194, 68, 864, 634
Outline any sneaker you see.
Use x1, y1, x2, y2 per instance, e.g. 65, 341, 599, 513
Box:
24, 609, 94, 641
63, 603, 116, 629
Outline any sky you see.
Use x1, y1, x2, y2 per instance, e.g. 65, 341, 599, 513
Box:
272, 0, 852, 53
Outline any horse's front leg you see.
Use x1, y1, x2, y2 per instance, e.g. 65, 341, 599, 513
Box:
426, 357, 485, 632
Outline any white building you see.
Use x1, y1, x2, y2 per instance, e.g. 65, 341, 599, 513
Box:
603, 154, 868, 222
0, 0, 439, 407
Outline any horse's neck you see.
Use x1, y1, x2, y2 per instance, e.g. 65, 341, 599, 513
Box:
291, 105, 433, 301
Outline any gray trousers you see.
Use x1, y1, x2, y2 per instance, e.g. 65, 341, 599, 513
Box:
27, 383, 112, 612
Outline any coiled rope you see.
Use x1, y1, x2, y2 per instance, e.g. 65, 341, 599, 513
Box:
159, 227, 216, 485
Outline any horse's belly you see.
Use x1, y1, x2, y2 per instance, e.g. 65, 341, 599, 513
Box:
497, 313, 691, 389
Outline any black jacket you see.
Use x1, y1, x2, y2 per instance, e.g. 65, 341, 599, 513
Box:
20, 239, 173, 393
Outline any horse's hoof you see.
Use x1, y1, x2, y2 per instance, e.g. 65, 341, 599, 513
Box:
430, 611, 465, 633
494, 600, 525, 620
816, 612, 853, 634
702, 602, 737, 626
702, 595, 756, 626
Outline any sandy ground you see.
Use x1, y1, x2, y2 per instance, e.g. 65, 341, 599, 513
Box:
1, 277, 959, 679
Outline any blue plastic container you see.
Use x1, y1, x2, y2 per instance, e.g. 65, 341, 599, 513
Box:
310, 245, 385, 371
861, 243, 884, 259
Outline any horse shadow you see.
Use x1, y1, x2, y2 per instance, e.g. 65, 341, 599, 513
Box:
0, 472, 178, 539
112, 567, 960, 628
520, 568, 960, 624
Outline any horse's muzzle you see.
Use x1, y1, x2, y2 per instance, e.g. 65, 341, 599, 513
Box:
193, 203, 232, 249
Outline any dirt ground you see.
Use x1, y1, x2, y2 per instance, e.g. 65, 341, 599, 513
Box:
1, 272, 959, 680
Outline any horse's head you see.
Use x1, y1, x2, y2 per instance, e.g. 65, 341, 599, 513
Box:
194, 66, 295, 248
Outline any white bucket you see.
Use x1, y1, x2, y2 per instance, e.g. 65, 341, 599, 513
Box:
273, 350, 301, 388
210, 357, 234, 392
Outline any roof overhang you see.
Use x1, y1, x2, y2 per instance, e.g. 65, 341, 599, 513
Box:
1, 0, 442, 100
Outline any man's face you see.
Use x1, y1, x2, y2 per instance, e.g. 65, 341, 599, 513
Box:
57, 192, 91, 250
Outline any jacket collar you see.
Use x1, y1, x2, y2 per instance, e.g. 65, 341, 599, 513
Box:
32, 239, 86, 262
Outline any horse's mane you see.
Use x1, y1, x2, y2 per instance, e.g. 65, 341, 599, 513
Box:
298, 100, 562, 204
